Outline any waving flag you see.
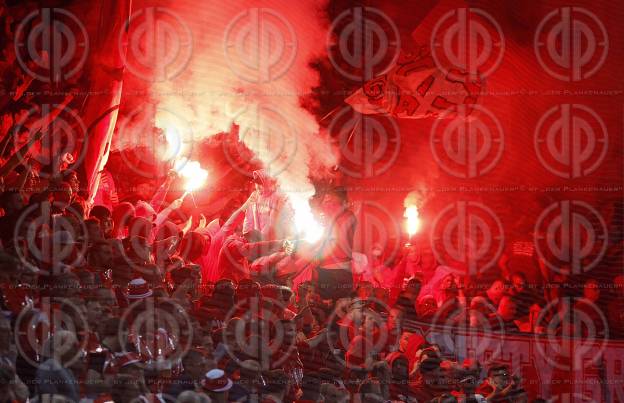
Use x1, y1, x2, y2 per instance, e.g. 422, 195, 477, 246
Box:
345, 47, 482, 119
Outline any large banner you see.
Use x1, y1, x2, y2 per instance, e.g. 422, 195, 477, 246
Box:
404, 320, 624, 402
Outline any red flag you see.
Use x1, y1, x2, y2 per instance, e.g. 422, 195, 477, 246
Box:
79, 0, 132, 205
345, 47, 481, 119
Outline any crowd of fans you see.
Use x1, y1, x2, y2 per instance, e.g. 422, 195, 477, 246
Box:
0, 161, 621, 403
2, 2, 624, 402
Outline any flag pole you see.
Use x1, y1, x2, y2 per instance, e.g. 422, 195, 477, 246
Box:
319, 104, 343, 122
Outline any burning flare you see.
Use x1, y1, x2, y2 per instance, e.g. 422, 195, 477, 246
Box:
175, 158, 209, 194
161, 122, 209, 195
404, 205, 420, 238
289, 193, 324, 243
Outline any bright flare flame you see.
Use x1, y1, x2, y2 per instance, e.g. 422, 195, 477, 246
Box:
289, 194, 324, 243
175, 158, 209, 193
405, 205, 420, 237
160, 123, 208, 193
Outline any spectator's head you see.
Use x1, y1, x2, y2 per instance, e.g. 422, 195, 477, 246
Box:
128, 216, 153, 240
510, 271, 527, 295
52, 181, 73, 208
42, 329, 80, 364
135, 180, 155, 201
182, 349, 210, 380
386, 352, 409, 379
179, 231, 207, 262
155, 220, 180, 243
99, 317, 124, 352
487, 363, 512, 390
111, 374, 143, 403
0, 190, 23, 215
417, 295, 437, 318
87, 240, 114, 268
85, 217, 103, 242
486, 278, 507, 306
406, 276, 422, 297
112, 202, 135, 238
90, 205, 113, 238
237, 278, 260, 300
497, 294, 518, 321
321, 187, 348, 217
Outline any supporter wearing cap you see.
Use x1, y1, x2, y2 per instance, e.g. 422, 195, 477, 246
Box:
201, 368, 233, 402
127, 278, 153, 300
